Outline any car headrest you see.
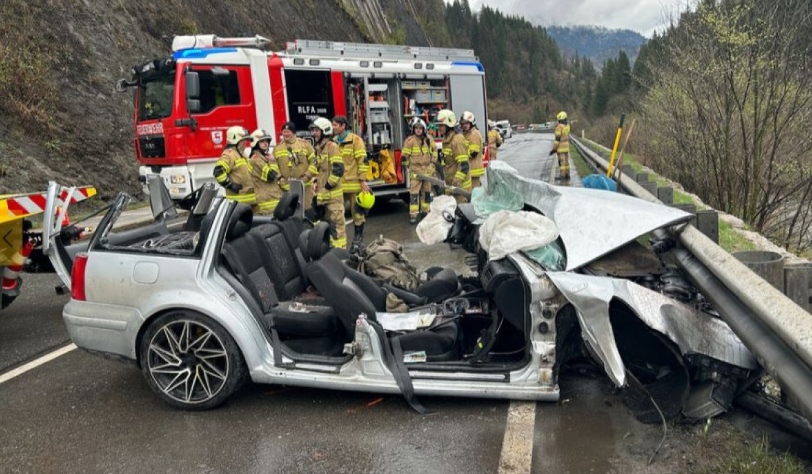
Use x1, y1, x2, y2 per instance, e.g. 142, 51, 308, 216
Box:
225, 204, 253, 241
301, 221, 331, 262
274, 192, 299, 221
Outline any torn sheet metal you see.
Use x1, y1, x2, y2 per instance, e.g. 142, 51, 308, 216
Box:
546, 271, 758, 387
482, 161, 693, 271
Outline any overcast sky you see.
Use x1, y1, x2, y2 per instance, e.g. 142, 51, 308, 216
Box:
446, 0, 695, 37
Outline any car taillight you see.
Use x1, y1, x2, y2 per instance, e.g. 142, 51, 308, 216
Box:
71, 253, 88, 301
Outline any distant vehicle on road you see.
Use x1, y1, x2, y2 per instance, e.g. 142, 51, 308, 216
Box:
495, 120, 512, 139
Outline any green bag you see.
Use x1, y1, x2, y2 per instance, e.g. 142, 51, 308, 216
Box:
360, 236, 421, 291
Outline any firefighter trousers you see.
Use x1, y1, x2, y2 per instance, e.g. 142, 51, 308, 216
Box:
408, 175, 433, 217
324, 199, 347, 249
557, 152, 570, 178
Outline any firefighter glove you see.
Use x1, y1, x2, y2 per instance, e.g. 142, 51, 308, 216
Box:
227, 181, 243, 193
548, 149, 556, 156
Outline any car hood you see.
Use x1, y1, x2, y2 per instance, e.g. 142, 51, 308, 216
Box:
480, 161, 693, 271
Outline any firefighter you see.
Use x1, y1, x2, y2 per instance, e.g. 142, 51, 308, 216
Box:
549, 111, 571, 180
402, 117, 437, 224
306, 117, 346, 249
213, 126, 256, 204
487, 120, 504, 161
248, 128, 282, 215
460, 111, 484, 188
273, 121, 316, 210
436, 109, 471, 203
332, 115, 370, 253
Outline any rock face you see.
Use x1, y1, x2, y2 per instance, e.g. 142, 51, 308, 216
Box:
0, 0, 436, 199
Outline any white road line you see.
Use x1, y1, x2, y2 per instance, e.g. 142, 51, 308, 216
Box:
0, 343, 77, 385
498, 400, 537, 474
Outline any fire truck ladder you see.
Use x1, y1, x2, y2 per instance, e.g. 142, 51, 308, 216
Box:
283, 39, 478, 62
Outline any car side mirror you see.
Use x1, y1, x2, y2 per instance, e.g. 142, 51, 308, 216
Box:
185, 71, 200, 99
187, 99, 201, 114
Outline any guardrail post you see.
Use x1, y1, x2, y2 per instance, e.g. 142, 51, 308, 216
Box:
657, 186, 674, 205
733, 251, 785, 291
640, 181, 657, 196
670, 203, 697, 227
695, 210, 719, 244
784, 263, 812, 314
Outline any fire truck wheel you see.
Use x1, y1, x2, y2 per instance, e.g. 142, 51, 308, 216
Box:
139, 310, 247, 410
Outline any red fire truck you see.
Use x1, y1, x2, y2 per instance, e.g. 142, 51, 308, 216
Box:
117, 35, 490, 199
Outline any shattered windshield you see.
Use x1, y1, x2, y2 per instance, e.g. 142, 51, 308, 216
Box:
138, 73, 175, 121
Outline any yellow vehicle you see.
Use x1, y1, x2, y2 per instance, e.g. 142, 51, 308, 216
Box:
1, 186, 96, 309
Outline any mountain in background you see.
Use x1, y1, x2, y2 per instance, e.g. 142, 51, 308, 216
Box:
544, 25, 646, 68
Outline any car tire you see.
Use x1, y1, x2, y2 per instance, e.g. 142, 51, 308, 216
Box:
139, 310, 247, 410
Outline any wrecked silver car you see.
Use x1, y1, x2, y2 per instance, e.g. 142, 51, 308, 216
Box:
41, 163, 757, 417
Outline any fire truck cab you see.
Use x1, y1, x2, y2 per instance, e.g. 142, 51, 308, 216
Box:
117, 35, 489, 200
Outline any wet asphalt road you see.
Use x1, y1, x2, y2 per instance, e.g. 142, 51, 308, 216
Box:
0, 132, 668, 474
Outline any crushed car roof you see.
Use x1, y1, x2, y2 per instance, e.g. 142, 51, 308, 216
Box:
479, 161, 693, 271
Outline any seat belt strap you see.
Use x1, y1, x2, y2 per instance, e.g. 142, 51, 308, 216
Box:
369, 320, 428, 414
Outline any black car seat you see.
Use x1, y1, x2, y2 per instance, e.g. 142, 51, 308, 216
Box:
303, 223, 459, 362
220, 204, 344, 356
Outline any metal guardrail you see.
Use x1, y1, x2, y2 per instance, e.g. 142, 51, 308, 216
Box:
571, 137, 812, 423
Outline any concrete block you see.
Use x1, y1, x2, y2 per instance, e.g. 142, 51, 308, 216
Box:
640, 181, 657, 196
635, 172, 649, 183
734, 251, 785, 292
695, 210, 719, 244
657, 186, 674, 205
784, 263, 812, 314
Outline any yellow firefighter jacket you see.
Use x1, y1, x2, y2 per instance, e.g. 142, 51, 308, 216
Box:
402, 135, 437, 175
553, 123, 570, 154
335, 132, 368, 192
214, 146, 256, 204
250, 150, 283, 214
442, 130, 471, 189
463, 127, 484, 177
309, 139, 344, 203
273, 137, 315, 191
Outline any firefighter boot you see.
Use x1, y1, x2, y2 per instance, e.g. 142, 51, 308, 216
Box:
350, 224, 365, 256
409, 194, 419, 225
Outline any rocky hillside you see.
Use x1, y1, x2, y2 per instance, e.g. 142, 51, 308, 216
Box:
0, 0, 440, 199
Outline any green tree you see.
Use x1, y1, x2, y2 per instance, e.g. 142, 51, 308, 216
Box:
639, 0, 812, 251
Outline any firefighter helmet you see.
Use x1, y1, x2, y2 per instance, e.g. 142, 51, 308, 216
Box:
356, 190, 376, 211
250, 128, 273, 147
309, 117, 333, 136
488, 119, 496, 129
556, 111, 568, 121
226, 126, 250, 145
435, 109, 457, 127
410, 117, 427, 131
460, 110, 476, 126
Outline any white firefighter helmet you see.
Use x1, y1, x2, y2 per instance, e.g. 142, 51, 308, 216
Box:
250, 128, 273, 147
460, 110, 476, 126
435, 109, 457, 127
226, 126, 250, 145
488, 119, 497, 129
410, 117, 427, 131
309, 117, 333, 136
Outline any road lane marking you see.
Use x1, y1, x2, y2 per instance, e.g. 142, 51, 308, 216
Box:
498, 400, 537, 474
0, 343, 77, 385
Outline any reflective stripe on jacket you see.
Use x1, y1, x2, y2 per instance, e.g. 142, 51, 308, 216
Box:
553, 123, 570, 154
336, 132, 367, 191
215, 147, 256, 203
274, 138, 314, 190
